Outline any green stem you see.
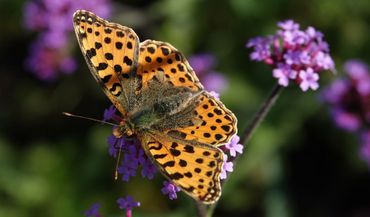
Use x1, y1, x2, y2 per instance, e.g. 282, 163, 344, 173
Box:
240, 83, 283, 146
198, 83, 284, 217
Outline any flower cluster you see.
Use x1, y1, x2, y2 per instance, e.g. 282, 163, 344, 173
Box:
84, 196, 140, 217
23, 0, 111, 80
189, 54, 228, 93
247, 20, 335, 91
322, 59, 370, 166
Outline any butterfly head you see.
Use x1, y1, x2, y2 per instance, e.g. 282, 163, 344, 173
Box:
113, 120, 134, 138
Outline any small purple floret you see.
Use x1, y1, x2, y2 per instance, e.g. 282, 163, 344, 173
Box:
84, 203, 101, 217
225, 135, 243, 157
161, 181, 181, 200
220, 154, 233, 180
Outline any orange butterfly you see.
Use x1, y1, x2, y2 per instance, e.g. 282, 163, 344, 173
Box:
73, 10, 237, 204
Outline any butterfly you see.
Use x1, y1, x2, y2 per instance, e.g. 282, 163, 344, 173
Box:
73, 10, 237, 204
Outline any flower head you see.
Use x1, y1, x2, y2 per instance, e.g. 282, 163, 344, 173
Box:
224, 135, 243, 157
161, 181, 181, 200
299, 67, 319, 91
103, 105, 121, 122
322, 59, 370, 167
23, 0, 112, 81
247, 19, 335, 91
117, 196, 140, 217
141, 160, 157, 180
322, 59, 370, 132
117, 196, 140, 210
189, 53, 228, 93
84, 203, 101, 217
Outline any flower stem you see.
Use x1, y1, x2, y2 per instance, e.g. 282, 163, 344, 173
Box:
240, 83, 283, 146
195, 83, 283, 217
195, 201, 208, 217
126, 209, 132, 217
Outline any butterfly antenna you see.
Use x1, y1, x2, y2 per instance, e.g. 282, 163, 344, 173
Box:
114, 139, 124, 180
62, 112, 117, 126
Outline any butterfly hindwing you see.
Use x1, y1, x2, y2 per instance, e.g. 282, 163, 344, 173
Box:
165, 92, 237, 146
73, 10, 140, 115
141, 133, 224, 204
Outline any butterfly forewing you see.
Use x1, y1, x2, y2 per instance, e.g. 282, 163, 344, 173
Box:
73, 10, 140, 115
137, 40, 203, 92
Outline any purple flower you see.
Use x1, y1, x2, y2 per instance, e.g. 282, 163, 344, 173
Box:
189, 54, 216, 74
119, 143, 141, 182
344, 60, 369, 79
103, 105, 117, 122
84, 203, 101, 217
107, 134, 119, 157
23, 0, 112, 81
189, 53, 228, 93
117, 196, 140, 217
344, 60, 370, 95
299, 68, 319, 91
278, 20, 299, 31
202, 72, 228, 93
225, 135, 243, 157
220, 154, 233, 180
322, 59, 370, 133
247, 19, 335, 91
209, 91, 220, 100
26, 38, 77, 80
115, 137, 157, 182
322, 59, 370, 167
321, 79, 348, 104
272, 64, 297, 87
332, 109, 361, 132
161, 181, 181, 200
141, 160, 157, 180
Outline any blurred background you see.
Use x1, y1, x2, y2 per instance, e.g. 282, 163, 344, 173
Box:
0, 0, 369, 216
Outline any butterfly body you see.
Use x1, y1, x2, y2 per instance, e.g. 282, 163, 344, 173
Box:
73, 10, 237, 204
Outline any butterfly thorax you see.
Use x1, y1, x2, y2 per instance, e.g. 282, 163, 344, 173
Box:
113, 77, 200, 139
132, 84, 200, 132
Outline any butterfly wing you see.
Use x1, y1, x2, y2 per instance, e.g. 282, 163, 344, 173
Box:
174, 91, 237, 146
137, 40, 203, 92
73, 10, 140, 115
141, 132, 224, 204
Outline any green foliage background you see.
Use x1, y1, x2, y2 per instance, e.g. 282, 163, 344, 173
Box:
0, 0, 369, 216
